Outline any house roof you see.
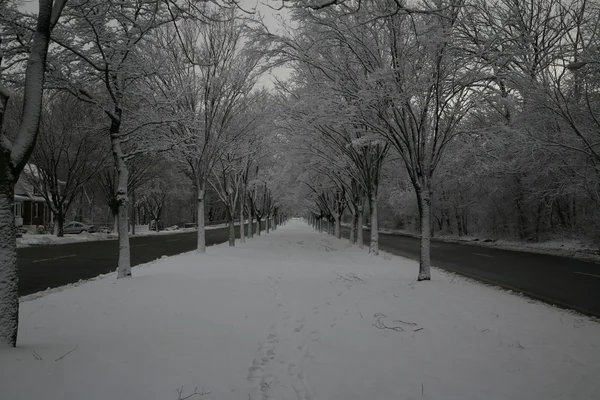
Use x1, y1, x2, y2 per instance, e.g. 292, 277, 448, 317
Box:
14, 163, 62, 203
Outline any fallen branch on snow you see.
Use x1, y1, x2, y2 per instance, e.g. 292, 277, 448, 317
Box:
334, 272, 363, 283
373, 313, 420, 333
176, 386, 211, 399
55, 345, 78, 361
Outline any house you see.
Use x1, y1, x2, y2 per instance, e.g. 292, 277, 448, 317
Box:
14, 164, 54, 232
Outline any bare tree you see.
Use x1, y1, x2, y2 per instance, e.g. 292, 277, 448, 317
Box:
48, 0, 189, 277
361, 0, 481, 280
0, 0, 67, 347
27, 94, 108, 236
154, 8, 262, 253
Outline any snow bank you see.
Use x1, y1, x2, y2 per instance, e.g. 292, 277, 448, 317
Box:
17, 231, 114, 247
2, 221, 598, 400
17, 223, 245, 248
377, 227, 600, 262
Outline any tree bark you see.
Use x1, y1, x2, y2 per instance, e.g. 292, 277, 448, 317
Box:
0, 176, 18, 347
52, 207, 65, 237
131, 185, 136, 235
417, 189, 432, 281
350, 211, 357, 244
196, 184, 206, 253
239, 188, 245, 243
248, 206, 254, 238
358, 203, 365, 248
0, 0, 57, 347
335, 214, 342, 239
266, 216, 270, 233
227, 207, 235, 247
110, 123, 131, 279
257, 217, 262, 235
369, 192, 379, 255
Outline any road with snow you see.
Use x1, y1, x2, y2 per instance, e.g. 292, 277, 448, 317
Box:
17, 224, 262, 296
18, 224, 600, 317
340, 227, 600, 317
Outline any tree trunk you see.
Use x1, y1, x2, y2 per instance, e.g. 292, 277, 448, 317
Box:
0, 177, 18, 347
350, 211, 357, 244
131, 185, 136, 235
248, 207, 254, 238
0, 0, 56, 346
266, 216, 270, 233
239, 189, 245, 244
417, 189, 432, 281
257, 217, 262, 236
196, 184, 206, 253
53, 208, 65, 237
227, 207, 235, 247
369, 192, 379, 255
111, 125, 131, 279
335, 214, 341, 239
358, 205, 364, 249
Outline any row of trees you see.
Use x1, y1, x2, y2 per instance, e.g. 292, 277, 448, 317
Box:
0, 0, 297, 347
262, 0, 600, 282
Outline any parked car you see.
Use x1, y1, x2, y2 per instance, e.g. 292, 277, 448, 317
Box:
63, 222, 96, 234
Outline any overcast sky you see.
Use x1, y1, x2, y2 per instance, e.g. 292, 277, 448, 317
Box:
19, 0, 292, 87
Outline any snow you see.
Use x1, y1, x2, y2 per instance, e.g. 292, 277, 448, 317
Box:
16, 224, 239, 248
2, 220, 599, 400
377, 227, 600, 263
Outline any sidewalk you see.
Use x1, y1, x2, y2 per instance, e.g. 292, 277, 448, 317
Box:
2, 220, 598, 400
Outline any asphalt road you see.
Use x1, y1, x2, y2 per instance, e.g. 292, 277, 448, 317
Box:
19, 222, 600, 317
18, 223, 264, 297
340, 226, 600, 317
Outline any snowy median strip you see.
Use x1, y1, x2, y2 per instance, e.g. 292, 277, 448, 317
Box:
2, 220, 599, 400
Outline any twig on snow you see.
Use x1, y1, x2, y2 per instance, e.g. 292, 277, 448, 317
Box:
334, 272, 363, 283
55, 345, 78, 361
373, 313, 405, 332
413, 328, 424, 332
393, 319, 417, 326
32, 350, 43, 360
176, 386, 211, 399
515, 340, 525, 349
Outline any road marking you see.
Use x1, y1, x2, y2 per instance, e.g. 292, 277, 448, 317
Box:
32, 254, 77, 263
131, 244, 147, 248
575, 271, 600, 278
473, 253, 493, 258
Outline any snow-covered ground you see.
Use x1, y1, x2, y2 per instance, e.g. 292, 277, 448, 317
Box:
2, 220, 599, 400
16, 223, 237, 248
